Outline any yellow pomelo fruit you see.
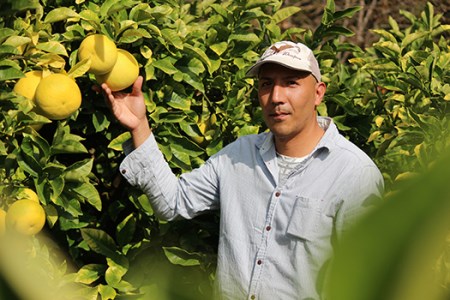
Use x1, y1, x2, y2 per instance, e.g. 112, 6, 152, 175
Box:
19, 188, 40, 203
78, 34, 118, 75
13, 70, 43, 101
191, 122, 208, 145
35, 73, 82, 120
6, 200, 46, 236
13, 70, 46, 130
95, 49, 139, 92
0, 209, 6, 236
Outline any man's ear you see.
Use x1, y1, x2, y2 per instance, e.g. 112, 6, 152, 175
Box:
314, 82, 327, 106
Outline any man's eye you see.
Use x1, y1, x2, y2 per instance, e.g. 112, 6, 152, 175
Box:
260, 81, 271, 87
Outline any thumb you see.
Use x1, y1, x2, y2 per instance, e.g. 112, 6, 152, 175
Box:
131, 76, 144, 96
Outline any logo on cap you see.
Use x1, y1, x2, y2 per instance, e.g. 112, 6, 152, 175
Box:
262, 43, 305, 62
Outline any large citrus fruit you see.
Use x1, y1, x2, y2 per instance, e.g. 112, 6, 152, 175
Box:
13, 70, 43, 101
35, 73, 82, 120
5, 200, 46, 236
95, 49, 139, 92
0, 209, 6, 236
78, 34, 118, 75
19, 188, 39, 203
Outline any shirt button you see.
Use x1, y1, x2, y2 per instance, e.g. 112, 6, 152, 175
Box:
275, 191, 281, 197
257, 259, 262, 265
251, 295, 256, 300
121, 169, 127, 174
266, 226, 271, 231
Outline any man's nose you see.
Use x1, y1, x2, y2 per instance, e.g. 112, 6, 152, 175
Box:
270, 83, 285, 104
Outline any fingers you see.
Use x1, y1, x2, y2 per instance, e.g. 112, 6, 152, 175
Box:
131, 76, 144, 96
100, 83, 116, 109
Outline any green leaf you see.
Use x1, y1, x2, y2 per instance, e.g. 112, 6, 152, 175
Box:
19, 137, 44, 175
24, 132, 51, 157
0, 28, 15, 42
98, 284, 116, 300
401, 31, 429, 49
0, 44, 20, 54
163, 246, 201, 266
51, 123, 87, 154
92, 111, 110, 133
43, 7, 80, 23
327, 153, 450, 300
0, 66, 25, 81
68, 181, 102, 211
167, 91, 191, 110
75, 264, 107, 284
132, 193, 153, 215
36, 41, 69, 56
271, 6, 301, 24
43, 203, 58, 228
119, 28, 151, 44
184, 44, 211, 73
152, 56, 178, 75
322, 25, 355, 37
182, 72, 205, 93
210, 3, 231, 19
81, 228, 118, 258
333, 6, 361, 20
67, 57, 91, 79
371, 29, 398, 42
105, 255, 129, 286
108, 132, 131, 151
161, 28, 183, 50
149, 4, 173, 18
64, 158, 93, 182
116, 214, 136, 247
209, 42, 228, 56
228, 33, 259, 43
16, 152, 40, 177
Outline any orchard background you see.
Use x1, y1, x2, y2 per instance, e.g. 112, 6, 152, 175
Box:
0, 0, 449, 299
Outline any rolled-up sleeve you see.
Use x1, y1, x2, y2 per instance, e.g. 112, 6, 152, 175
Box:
119, 133, 220, 220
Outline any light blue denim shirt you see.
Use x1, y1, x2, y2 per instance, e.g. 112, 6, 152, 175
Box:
120, 116, 384, 300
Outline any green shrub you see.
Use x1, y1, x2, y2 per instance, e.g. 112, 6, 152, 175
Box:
0, 0, 448, 298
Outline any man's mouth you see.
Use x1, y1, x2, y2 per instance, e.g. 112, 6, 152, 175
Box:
269, 111, 290, 121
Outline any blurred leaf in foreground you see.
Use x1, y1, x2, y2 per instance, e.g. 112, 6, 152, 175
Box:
327, 149, 450, 300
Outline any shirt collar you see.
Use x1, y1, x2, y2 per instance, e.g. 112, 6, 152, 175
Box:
256, 116, 339, 155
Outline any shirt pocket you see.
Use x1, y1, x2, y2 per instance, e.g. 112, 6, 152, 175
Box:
286, 196, 332, 242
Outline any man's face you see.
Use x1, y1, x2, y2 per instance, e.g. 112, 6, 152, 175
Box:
258, 63, 326, 142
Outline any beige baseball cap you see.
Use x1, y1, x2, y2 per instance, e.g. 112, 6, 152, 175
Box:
246, 41, 321, 82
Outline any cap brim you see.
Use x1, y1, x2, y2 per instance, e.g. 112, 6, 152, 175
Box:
246, 57, 314, 78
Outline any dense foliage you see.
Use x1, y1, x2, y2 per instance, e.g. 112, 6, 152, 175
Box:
0, 0, 448, 299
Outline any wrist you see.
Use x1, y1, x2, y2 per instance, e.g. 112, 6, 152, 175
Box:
131, 121, 151, 148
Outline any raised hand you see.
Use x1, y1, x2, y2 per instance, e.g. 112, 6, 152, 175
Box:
102, 76, 151, 147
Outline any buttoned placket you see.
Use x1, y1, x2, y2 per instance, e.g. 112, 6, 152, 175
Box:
247, 141, 321, 299
247, 187, 282, 299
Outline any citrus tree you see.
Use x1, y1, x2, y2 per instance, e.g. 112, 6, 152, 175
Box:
0, 0, 448, 299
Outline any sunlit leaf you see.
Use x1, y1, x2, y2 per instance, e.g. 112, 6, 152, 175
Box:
36, 41, 69, 56
75, 264, 107, 284
163, 247, 201, 266
116, 214, 136, 247
44, 7, 80, 23
271, 7, 301, 24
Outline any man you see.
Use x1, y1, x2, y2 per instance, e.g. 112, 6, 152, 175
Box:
102, 41, 384, 299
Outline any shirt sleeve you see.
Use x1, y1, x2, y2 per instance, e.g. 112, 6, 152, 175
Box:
119, 133, 220, 221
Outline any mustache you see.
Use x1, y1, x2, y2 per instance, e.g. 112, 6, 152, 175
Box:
268, 108, 291, 116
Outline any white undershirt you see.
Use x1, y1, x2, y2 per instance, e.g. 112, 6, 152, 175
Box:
276, 153, 307, 186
